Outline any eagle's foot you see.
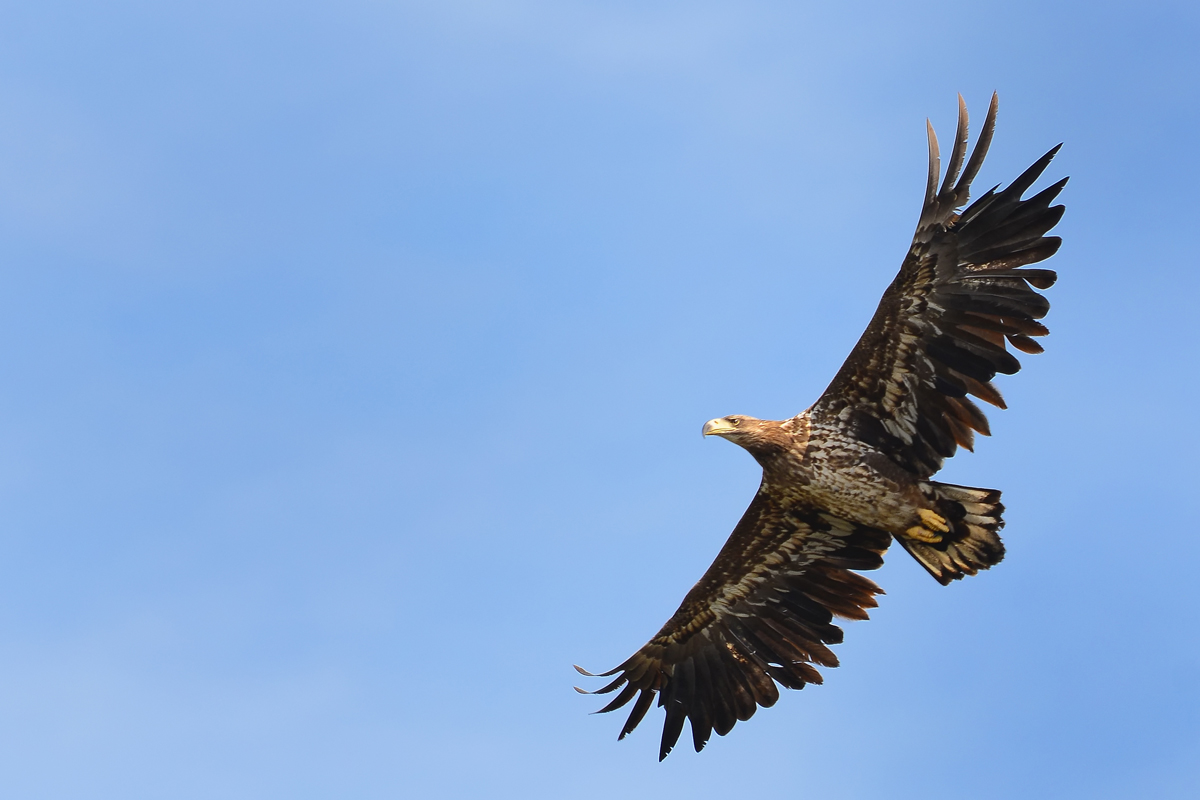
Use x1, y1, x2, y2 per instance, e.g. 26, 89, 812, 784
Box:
917, 509, 951, 533
904, 510, 950, 543
904, 525, 943, 543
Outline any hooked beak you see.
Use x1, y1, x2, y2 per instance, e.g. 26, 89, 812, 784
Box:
702, 418, 737, 438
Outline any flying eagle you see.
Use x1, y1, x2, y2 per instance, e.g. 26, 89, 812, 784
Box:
577, 94, 1066, 760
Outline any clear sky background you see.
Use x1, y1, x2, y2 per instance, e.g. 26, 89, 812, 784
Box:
0, 1, 1197, 798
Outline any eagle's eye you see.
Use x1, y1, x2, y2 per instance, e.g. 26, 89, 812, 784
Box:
728, 417, 741, 426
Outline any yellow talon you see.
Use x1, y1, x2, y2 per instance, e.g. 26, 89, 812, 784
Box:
905, 526, 944, 544
917, 509, 951, 533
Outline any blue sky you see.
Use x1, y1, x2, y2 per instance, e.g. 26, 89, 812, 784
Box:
0, 1, 1197, 797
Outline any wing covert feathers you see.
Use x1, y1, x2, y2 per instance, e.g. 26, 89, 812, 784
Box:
811, 93, 1066, 478
578, 492, 890, 760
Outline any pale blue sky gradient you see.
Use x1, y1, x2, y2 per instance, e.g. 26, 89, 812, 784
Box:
0, 2, 1197, 798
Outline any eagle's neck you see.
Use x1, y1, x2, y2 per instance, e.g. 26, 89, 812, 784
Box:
741, 419, 800, 465
740, 416, 810, 476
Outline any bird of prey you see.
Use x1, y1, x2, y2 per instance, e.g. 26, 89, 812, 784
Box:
577, 94, 1066, 760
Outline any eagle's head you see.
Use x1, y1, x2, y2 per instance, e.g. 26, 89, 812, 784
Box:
702, 415, 791, 459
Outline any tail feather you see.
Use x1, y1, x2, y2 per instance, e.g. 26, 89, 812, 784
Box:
901, 482, 1005, 585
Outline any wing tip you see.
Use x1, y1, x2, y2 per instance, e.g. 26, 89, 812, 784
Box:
574, 662, 623, 678
939, 93, 971, 199
924, 118, 941, 207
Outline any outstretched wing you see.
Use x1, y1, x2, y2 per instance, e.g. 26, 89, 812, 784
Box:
577, 489, 890, 760
808, 94, 1067, 478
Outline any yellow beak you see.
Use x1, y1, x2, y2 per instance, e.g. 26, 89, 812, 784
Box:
702, 418, 737, 437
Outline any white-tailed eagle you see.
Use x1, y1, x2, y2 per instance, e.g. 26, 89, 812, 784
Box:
577, 94, 1066, 759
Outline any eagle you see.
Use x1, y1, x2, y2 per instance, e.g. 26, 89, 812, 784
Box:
576, 94, 1066, 760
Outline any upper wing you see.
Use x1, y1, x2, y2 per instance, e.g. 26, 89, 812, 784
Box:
808, 94, 1067, 478
577, 489, 890, 760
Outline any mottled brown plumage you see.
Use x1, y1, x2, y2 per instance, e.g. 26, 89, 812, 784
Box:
578, 94, 1066, 760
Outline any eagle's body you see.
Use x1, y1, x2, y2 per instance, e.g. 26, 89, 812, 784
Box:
578, 95, 1066, 760
724, 416, 925, 534
766, 416, 927, 530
